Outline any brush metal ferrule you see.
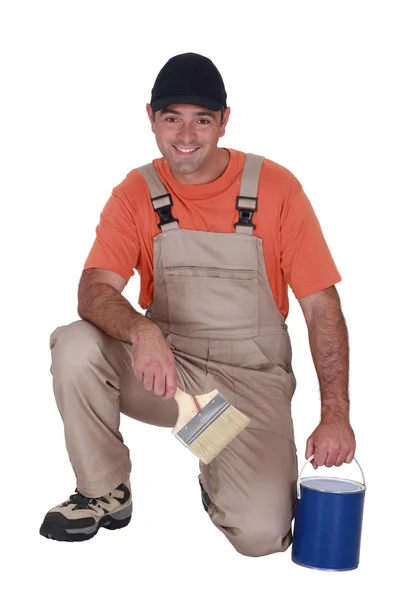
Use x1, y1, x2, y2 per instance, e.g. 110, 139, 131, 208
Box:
175, 393, 230, 447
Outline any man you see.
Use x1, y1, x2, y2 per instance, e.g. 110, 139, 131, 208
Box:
40, 52, 356, 556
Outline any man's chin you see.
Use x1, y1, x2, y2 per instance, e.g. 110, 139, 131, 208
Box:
174, 163, 199, 174
169, 156, 202, 174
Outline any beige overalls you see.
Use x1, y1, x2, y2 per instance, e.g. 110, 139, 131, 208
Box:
50, 153, 298, 557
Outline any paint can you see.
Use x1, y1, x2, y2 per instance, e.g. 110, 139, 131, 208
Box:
292, 455, 366, 570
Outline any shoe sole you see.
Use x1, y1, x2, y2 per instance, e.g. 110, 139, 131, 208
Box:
39, 503, 132, 542
199, 479, 211, 512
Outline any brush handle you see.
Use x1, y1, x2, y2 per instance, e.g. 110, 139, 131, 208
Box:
172, 388, 219, 436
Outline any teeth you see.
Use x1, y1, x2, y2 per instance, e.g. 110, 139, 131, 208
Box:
176, 147, 197, 153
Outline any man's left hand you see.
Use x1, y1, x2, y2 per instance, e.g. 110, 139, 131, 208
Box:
305, 420, 356, 469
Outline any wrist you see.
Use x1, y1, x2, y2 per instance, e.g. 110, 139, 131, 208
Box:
129, 316, 159, 344
321, 403, 350, 425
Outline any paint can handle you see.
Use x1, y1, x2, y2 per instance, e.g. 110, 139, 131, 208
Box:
297, 455, 366, 499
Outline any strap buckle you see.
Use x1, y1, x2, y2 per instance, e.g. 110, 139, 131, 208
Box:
152, 193, 179, 230
234, 195, 258, 229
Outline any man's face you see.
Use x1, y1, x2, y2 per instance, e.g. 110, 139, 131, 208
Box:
146, 104, 230, 176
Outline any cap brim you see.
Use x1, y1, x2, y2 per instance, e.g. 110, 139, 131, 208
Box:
151, 95, 223, 113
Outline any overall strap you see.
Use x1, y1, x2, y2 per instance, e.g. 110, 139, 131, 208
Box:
234, 153, 264, 235
137, 163, 179, 231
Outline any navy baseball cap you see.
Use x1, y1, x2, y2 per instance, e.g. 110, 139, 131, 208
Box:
150, 53, 227, 113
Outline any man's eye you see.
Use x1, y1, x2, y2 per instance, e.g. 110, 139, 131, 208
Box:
166, 117, 178, 123
198, 119, 210, 124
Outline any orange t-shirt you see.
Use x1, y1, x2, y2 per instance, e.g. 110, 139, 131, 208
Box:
83, 148, 341, 319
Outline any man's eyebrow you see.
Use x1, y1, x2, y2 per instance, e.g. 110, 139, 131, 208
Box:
159, 108, 181, 116
193, 111, 216, 119
158, 108, 217, 119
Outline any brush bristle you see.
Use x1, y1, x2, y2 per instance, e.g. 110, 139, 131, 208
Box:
187, 405, 250, 464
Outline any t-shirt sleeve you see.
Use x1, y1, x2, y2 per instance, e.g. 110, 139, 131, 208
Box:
280, 183, 342, 299
83, 189, 140, 284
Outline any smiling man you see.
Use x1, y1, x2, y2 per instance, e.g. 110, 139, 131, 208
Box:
40, 53, 356, 556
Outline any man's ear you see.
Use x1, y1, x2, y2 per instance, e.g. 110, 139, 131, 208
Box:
146, 104, 156, 131
219, 106, 231, 138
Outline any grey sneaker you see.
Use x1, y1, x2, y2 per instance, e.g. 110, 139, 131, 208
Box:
40, 481, 132, 542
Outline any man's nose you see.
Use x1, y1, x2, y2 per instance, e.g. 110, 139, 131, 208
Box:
177, 123, 197, 145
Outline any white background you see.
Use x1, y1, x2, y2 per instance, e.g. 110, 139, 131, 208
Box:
1, 0, 399, 597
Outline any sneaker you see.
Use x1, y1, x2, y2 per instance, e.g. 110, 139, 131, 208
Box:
39, 481, 132, 542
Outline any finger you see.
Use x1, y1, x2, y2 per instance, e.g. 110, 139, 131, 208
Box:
143, 370, 155, 391
163, 369, 177, 401
345, 447, 356, 464
313, 447, 328, 469
326, 448, 340, 468
132, 365, 143, 383
153, 369, 166, 397
335, 451, 347, 467
305, 437, 314, 459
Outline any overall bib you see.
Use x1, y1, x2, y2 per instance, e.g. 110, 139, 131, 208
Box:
50, 153, 298, 556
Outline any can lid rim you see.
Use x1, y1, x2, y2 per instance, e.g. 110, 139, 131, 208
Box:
301, 476, 366, 493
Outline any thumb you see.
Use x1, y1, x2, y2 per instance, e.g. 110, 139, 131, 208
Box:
305, 436, 314, 459
305, 436, 317, 469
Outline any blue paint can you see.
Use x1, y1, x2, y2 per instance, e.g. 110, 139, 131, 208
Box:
292, 456, 366, 571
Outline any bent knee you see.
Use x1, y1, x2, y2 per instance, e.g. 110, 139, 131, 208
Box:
210, 503, 293, 557
50, 320, 105, 376
230, 520, 292, 557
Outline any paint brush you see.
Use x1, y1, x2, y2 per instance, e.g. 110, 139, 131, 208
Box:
172, 388, 250, 464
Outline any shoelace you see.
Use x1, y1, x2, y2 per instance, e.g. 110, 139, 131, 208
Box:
63, 489, 110, 510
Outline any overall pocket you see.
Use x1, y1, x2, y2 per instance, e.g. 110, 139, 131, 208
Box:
164, 266, 259, 338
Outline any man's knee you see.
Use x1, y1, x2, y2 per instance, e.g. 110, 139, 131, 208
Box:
203, 481, 294, 558
50, 320, 104, 378
229, 518, 292, 557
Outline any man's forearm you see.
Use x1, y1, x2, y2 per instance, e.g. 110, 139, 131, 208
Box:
78, 282, 152, 344
307, 297, 350, 423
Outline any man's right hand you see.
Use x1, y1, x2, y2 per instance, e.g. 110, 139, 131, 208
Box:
130, 320, 184, 401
